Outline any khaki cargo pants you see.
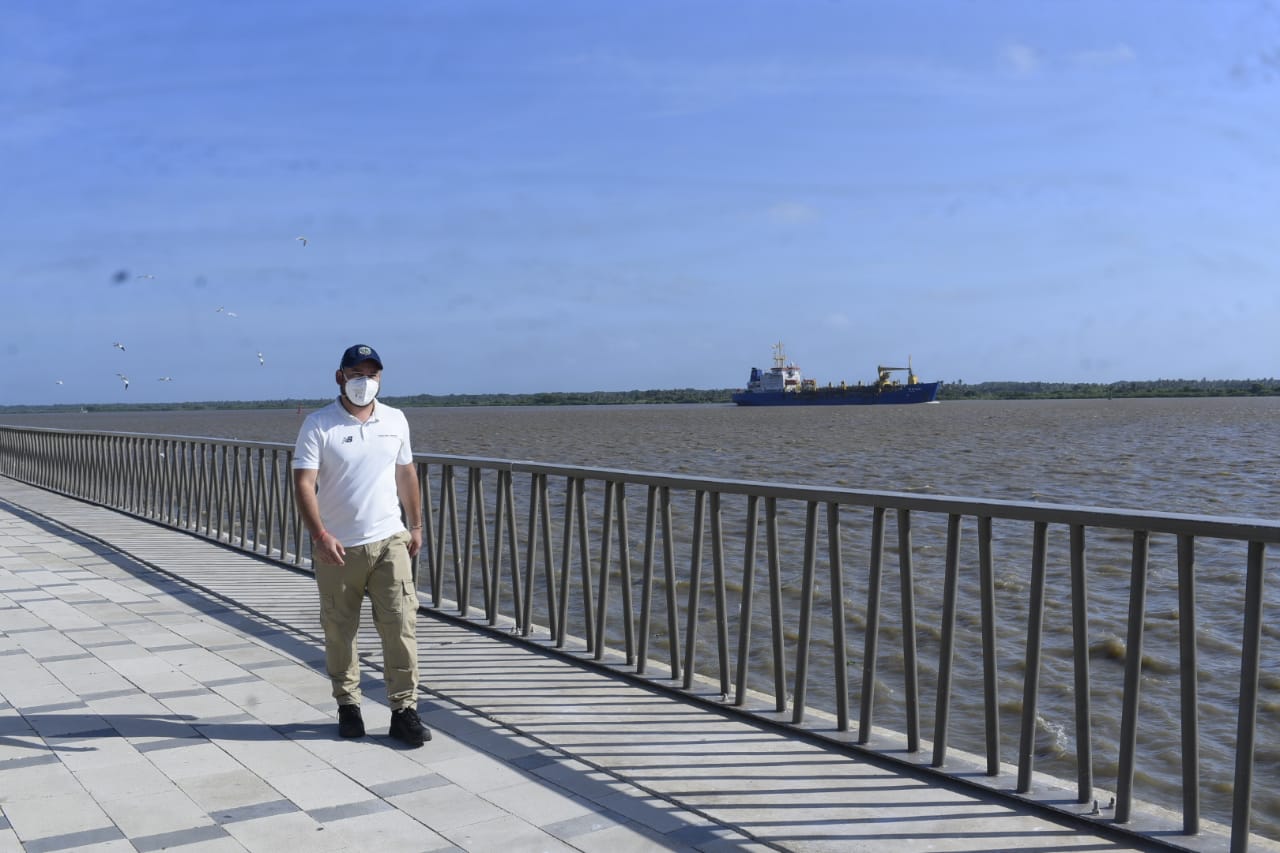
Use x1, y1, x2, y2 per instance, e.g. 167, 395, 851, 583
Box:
313, 530, 419, 710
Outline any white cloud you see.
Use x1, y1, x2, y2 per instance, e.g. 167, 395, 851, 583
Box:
1073, 44, 1137, 68
1002, 42, 1040, 76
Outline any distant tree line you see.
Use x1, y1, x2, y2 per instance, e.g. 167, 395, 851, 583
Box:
938, 378, 1280, 400
3, 379, 1278, 415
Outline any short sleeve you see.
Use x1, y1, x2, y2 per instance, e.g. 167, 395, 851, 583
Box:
293, 417, 322, 470
395, 413, 413, 466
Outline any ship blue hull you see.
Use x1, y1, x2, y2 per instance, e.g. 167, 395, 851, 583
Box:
731, 382, 940, 406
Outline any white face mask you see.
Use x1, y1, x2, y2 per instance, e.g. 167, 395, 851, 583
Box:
344, 376, 379, 407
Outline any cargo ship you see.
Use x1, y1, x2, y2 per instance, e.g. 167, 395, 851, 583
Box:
731, 343, 940, 406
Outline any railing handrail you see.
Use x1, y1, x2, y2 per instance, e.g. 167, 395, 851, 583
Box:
6, 424, 1277, 541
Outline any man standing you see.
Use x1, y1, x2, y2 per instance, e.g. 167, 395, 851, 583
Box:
292, 343, 429, 746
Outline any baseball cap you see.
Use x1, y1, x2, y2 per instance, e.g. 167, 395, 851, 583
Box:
339, 344, 383, 370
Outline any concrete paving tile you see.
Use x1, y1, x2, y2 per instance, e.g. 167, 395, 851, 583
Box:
431, 750, 534, 793
316, 808, 452, 852
592, 791, 707, 836
531, 756, 633, 802
21, 599, 102, 631
0, 759, 85, 800
441, 813, 579, 852
100, 787, 216, 837
312, 745, 438, 788
210, 680, 300, 714
241, 696, 330, 728
388, 782, 509, 832
0, 829, 22, 853
212, 732, 326, 777
162, 647, 260, 684
146, 740, 245, 780
128, 824, 238, 853
566, 820, 697, 853
175, 769, 285, 813
219, 810, 353, 853
482, 779, 597, 826
266, 767, 376, 811
73, 755, 179, 800
42, 733, 144, 772
3, 790, 115, 838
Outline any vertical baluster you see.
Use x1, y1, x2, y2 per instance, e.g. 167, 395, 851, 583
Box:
615, 483, 634, 665
898, 508, 920, 752
766, 496, 786, 714
828, 502, 849, 732
475, 469, 493, 621
978, 515, 1000, 774
593, 481, 616, 660
264, 449, 280, 557
576, 476, 594, 653
522, 473, 545, 635
502, 469, 523, 630
441, 466, 462, 606
1070, 524, 1093, 802
1230, 541, 1265, 853
661, 486, 681, 681
537, 474, 557, 638
487, 468, 504, 624
1177, 533, 1200, 835
555, 476, 577, 648
637, 484, 658, 674
933, 513, 962, 765
1115, 529, 1150, 819
860, 504, 890, 737
792, 501, 819, 724
418, 462, 436, 592
1018, 521, 1050, 793
681, 490, 707, 690
461, 468, 479, 616
710, 492, 730, 698
734, 494, 761, 706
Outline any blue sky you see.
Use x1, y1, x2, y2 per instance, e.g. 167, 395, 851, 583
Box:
3, 1, 1278, 405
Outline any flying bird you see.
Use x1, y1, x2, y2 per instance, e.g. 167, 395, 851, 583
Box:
296, 235, 308, 247
157, 376, 173, 382
135, 273, 155, 280
257, 351, 265, 366
112, 342, 126, 352
55, 379, 64, 385
118, 374, 130, 390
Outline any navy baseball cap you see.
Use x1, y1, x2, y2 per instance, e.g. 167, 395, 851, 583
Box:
339, 344, 383, 370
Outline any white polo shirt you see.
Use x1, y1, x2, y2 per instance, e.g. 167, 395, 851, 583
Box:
292, 399, 414, 547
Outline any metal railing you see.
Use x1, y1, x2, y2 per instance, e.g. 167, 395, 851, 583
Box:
1, 424, 1275, 851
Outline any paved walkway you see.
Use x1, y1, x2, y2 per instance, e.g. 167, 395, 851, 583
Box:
0, 478, 1252, 852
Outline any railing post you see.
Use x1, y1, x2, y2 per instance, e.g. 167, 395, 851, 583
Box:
1070, 523, 1093, 803
1115, 529, 1150, 821
932, 513, 962, 766
1230, 541, 1266, 853
1017, 520, 1049, 793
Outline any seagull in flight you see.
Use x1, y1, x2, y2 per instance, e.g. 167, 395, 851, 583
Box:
296, 235, 308, 247
117, 374, 129, 390
157, 376, 173, 382
55, 379, 64, 385
113, 342, 126, 352
135, 273, 155, 280
257, 351, 265, 366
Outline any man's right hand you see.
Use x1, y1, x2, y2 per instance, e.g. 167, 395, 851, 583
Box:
314, 532, 346, 566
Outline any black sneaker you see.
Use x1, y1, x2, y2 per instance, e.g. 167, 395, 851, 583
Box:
337, 704, 365, 738
389, 707, 430, 746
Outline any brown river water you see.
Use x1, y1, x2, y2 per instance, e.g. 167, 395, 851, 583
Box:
5, 397, 1279, 837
